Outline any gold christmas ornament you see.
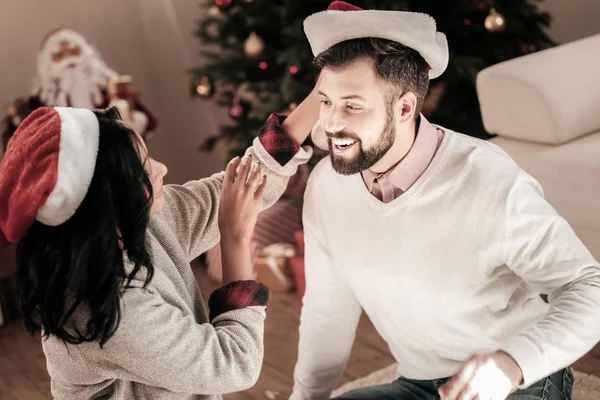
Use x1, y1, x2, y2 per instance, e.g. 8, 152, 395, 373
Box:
244, 32, 265, 58
196, 77, 214, 98
485, 7, 506, 32
207, 5, 222, 17
6, 102, 22, 126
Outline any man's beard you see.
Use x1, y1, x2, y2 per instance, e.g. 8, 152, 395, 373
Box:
328, 104, 396, 176
37, 53, 115, 109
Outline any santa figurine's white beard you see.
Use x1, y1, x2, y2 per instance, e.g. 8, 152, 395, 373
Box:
34, 50, 118, 110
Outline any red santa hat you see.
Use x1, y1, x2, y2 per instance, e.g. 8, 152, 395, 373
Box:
38, 27, 88, 52
0, 107, 99, 248
303, 1, 449, 79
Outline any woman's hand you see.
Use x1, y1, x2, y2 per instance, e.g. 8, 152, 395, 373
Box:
219, 155, 266, 243
218, 155, 266, 284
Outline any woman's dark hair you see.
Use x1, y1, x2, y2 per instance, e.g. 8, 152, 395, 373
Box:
15, 107, 154, 347
313, 38, 430, 117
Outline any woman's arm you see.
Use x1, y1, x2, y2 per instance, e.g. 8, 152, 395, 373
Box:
282, 74, 322, 146
94, 156, 273, 395
157, 83, 320, 261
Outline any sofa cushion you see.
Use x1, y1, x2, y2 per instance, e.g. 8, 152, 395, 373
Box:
477, 33, 600, 144
490, 130, 600, 236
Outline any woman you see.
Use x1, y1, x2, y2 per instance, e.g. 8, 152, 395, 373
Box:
0, 86, 318, 398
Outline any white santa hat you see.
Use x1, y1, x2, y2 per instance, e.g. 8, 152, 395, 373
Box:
0, 107, 99, 248
303, 1, 449, 80
304, 1, 449, 150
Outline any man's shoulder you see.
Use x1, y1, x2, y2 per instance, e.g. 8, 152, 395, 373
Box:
304, 155, 357, 207
306, 156, 359, 190
444, 128, 520, 175
307, 155, 335, 186
438, 128, 524, 199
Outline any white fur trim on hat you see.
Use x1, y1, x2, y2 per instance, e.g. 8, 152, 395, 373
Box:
36, 108, 100, 226
304, 9, 449, 79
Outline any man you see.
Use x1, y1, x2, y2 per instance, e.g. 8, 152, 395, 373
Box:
2, 28, 157, 151
289, 2, 600, 400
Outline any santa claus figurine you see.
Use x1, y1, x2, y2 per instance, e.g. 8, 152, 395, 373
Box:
2, 28, 157, 151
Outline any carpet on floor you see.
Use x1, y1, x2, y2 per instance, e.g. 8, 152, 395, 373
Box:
332, 364, 600, 400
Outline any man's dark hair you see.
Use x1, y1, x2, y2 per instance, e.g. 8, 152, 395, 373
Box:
313, 38, 430, 117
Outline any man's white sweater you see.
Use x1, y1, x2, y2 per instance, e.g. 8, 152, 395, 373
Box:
291, 128, 600, 399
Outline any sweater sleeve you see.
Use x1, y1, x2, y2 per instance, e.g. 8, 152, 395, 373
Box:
290, 185, 362, 400
94, 284, 268, 395
159, 114, 313, 261
499, 170, 600, 388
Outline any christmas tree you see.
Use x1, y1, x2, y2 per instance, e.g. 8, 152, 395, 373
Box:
190, 0, 554, 161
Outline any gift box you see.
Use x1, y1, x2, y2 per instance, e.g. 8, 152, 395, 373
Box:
290, 230, 306, 301
254, 254, 295, 293
294, 230, 304, 256
205, 198, 303, 284
289, 256, 306, 301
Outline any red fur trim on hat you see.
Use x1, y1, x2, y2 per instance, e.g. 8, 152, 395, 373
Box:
327, 1, 362, 11
0, 107, 60, 247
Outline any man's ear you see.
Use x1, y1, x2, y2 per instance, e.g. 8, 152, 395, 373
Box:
394, 91, 418, 123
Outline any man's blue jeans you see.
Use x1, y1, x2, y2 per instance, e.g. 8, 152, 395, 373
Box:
332, 368, 573, 400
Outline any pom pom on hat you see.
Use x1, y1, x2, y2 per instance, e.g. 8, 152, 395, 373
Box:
0, 107, 99, 248
304, 1, 449, 79
327, 1, 362, 11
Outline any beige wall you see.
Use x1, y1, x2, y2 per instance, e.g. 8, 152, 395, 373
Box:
540, 0, 600, 44
133, 0, 231, 184
1, 0, 598, 183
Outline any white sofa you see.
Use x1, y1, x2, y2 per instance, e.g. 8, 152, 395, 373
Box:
477, 33, 600, 260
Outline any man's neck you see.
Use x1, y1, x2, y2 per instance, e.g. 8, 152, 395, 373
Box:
369, 119, 419, 174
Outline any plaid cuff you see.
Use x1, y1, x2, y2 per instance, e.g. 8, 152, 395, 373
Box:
258, 113, 301, 166
208, 280, 271, 322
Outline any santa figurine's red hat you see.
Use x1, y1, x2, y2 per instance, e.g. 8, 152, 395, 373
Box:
0, 107, 99, 248
303, 1, 449, 79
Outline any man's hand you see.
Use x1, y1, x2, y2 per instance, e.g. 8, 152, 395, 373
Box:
438, 351, 524, 400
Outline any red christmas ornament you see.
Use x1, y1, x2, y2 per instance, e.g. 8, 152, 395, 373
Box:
230, 104, 244, 119
464, 18, 472, 26
477, 2, 487, 11
215, 0, 233, 10
229, 101, 250, 121
259, 61, 268, 70
289, 66, 299, 75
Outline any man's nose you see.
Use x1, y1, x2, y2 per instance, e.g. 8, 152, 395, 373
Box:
323, 108, 347, 134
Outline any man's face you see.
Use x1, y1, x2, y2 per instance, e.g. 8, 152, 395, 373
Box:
318, 58, 396, 175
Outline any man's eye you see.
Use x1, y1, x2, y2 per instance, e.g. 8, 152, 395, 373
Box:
320, 100, 331, 106
346, 104, 362, 111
